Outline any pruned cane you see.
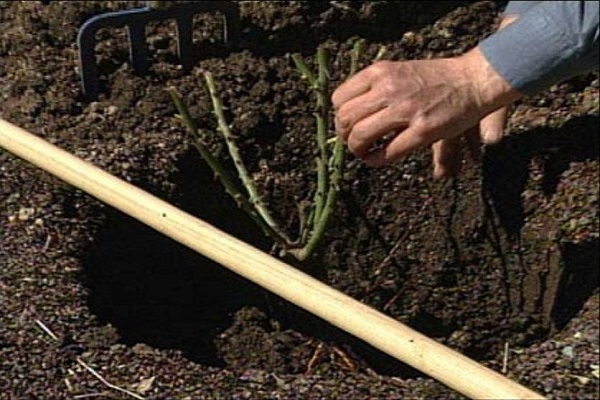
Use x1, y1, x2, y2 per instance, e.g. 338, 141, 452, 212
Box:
0, 118, 544, 400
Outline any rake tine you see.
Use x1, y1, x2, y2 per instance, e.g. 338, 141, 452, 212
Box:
77, 1, 239, 101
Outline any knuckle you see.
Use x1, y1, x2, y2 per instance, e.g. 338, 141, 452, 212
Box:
409, 120, 434, 147
381, 77, 398, 98
336, 114, 352, 131
368, 60, 393, 79
331, 90, 342, 109
347, 133, 367, 157
372, 60, 392, 72
412, 115, 431, 135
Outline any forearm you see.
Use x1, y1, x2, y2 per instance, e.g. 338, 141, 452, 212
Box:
479, 1, 599, 95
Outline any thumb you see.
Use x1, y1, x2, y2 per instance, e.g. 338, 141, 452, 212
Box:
479, 106, 508, 145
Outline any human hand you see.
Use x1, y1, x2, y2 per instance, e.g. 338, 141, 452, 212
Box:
431, 15, 518, 178
332, 19, 520, 172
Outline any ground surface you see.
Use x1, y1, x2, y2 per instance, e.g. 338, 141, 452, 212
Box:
1, 1, 598, 399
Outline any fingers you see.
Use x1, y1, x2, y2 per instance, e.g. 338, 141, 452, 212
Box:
479, 106, 508, 145
431, 126, 482, 179
428, 107, 506, 180
334, 90, 389, 142
431, 136, 463, 178
343, 106, 411, 157
331, 67, 373, 109
362, 123, 429, 167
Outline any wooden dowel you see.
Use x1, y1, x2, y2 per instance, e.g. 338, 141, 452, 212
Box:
0, 118, 545, 400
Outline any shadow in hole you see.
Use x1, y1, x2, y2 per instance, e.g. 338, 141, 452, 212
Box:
483, 114, 599, 237
483, 114, 599, 330
82, 148, 273, 365
551, 240, 599, 329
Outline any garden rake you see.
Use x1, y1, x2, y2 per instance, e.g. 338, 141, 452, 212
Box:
76, 1, 239, 100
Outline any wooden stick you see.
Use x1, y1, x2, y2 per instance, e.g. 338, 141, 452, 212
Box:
0, 118, 545, 400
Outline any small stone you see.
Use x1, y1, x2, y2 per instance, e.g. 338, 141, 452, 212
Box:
18, 207, 35, 221
572, 375, 590, 385
135, 376, 156, 394
132, 343, 154, 355
89, 101, 100, 113
561, 346, 575, 360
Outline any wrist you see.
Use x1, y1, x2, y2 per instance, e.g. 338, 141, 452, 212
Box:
458, 46, 522, 117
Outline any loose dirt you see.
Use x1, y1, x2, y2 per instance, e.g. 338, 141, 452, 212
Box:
1, 1, 598, 399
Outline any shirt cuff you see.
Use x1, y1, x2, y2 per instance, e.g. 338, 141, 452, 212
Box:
479, 2, 598, 95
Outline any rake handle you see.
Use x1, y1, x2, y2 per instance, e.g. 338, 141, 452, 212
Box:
0, 118, 544, 400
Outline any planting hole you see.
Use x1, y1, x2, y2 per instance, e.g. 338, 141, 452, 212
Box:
82, 149, 272, 366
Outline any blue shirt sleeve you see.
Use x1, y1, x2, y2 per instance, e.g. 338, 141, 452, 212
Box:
503, 1, 543, 17
479, 1, 599, 95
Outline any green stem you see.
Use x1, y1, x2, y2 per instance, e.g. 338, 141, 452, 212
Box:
313, 46, 331, 223
291, 40, 366, 260
203, 72, 293, 246
374, 45, 387, 62
350, 38, 366, 75
168, 87, 288, 244
292, 48, 332, 245
290, 139, 346, 261
300, 203, 315, 244
291, 54, 317, 88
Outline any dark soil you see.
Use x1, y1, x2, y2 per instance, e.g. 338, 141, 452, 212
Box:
1, 1, 598, 399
